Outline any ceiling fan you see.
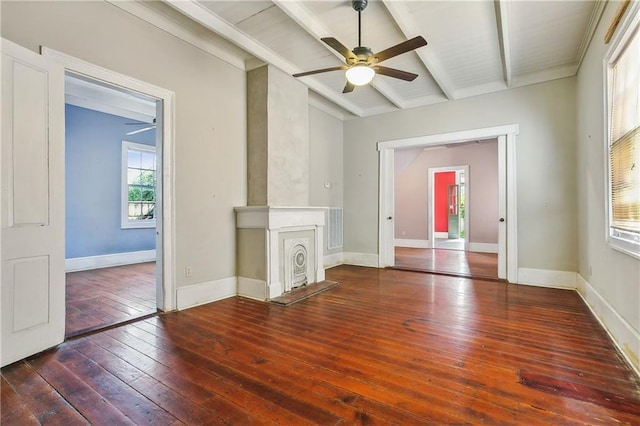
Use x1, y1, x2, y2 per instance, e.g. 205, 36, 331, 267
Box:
126, 118, 156, 136
292, 0, 427, 93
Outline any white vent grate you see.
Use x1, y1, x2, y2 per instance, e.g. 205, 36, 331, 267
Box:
327, 208, 343, 250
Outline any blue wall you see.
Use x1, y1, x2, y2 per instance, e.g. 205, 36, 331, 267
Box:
65, 104, 156, 259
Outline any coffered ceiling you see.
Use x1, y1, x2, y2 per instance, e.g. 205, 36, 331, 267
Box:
121, 1, 606, 119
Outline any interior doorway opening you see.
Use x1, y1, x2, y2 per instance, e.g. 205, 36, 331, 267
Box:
378, 124, 519, 282
429, 165, 469, 252
63, 73, 162, 337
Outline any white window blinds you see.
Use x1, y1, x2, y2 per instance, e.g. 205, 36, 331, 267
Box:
609, 25, 640, 234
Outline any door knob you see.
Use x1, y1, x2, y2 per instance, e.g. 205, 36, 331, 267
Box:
499, 218, 505, 222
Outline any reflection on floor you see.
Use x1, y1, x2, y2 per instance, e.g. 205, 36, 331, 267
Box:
433, 238, 464, 250
394, 246, 498, 279
65, 262, 157, 337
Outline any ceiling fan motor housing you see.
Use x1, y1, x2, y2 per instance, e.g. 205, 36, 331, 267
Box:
352, 0, 368, 12
352, 46, 373, 64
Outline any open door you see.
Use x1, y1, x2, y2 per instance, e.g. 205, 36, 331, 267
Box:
1, 38, 65, 366
447, 184, 460, 239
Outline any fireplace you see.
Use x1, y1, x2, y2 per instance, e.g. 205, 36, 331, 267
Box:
236, 67, 327, 300
284, 237, 310, 291
235, 206, 326, 300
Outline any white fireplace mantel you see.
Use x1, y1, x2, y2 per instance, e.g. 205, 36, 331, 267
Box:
235, 206, 327, 300
234, 206, 326, 230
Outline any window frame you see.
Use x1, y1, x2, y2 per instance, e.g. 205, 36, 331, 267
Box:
121, 140, 157, 229
603, 3, 640, 260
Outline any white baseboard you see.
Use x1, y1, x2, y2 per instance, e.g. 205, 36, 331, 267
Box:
237, 277, 267, 301
576, 274, 640, 376
468, 242, 498, 253
394, 239, 429, 248
176, 276, 237, 310
323, 252, 344, 269
517, 268, 577, 289
66, 250, 156, 272
342, 252, 379, 268
434, 232, 448, 239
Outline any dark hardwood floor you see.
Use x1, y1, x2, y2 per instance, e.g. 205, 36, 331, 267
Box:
66, 262, 157, 337
395, 246, 499, 279
3, 265, 639, 424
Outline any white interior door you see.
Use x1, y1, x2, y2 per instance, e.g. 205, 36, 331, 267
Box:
497, 135, 507, 279
1, 38, 65, 367
378, 149, 395, 267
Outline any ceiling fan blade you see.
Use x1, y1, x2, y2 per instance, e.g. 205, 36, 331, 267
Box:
374, 66, 419, 82
126, 125, 156, 136
343, 81, 355, 93
321, 37, 356, 61
126, 118, 156, 125
370, 36, 427, 63
293, 66, 348, 78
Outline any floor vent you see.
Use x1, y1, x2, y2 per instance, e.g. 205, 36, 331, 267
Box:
328, 208, 343, 250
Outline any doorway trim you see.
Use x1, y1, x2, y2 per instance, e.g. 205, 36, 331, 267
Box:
378, 124, 519, 282
42, 47, 176, 311
428, 165, 469, 251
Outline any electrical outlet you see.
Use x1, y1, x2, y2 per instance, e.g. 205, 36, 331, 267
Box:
185, 266, 192, 277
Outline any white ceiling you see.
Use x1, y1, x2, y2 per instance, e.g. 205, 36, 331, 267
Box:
65, 74, 157, 123
136, 0, 604, 119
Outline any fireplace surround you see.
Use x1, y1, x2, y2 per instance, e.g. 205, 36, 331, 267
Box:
235, 206, 326, 300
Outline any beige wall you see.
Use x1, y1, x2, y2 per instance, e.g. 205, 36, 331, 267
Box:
1, 1, 247, 288
576, 1, 640, 347
344, 77, 578, 272
395, 141, 498, 244
309, 106, 343, 209
309, 106, 344, 254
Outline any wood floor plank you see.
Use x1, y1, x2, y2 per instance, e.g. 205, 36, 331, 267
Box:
178, 299, 585, 424
191, 272, 640, 422
68, 339, 264, 425
124, 319, 416, 425
88, 331, 309, 424
3, 265, 639, 424
101, 326, 341, 425
66, 262, 156, 336
142, 313, 471, 423
2, 361, 88, 425
49, 346, 179, 425
28, 356, 136, 425
1, 374, 41, 426
395, 246, 499, 278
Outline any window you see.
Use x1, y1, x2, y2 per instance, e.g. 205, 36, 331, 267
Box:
605, 8, 640, 258
122, 141, 156, 229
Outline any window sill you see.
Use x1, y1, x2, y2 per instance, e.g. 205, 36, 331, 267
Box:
122, 221, 156, 230
607, 236, 640, 260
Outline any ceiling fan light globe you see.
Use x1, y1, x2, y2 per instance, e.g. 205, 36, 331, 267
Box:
345, 65, 375, 86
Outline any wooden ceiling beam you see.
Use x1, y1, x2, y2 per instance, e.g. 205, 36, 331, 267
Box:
165, 0, 365, 117
382, 0, 456, 100
493, 0, 513, 87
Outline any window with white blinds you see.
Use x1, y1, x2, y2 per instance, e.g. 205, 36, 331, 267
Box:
606, 10, 640, 258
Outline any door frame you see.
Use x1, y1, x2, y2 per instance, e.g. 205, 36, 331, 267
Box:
42, 47, 176, 311
378, 124, 519, 282
428, 165, 469, 250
